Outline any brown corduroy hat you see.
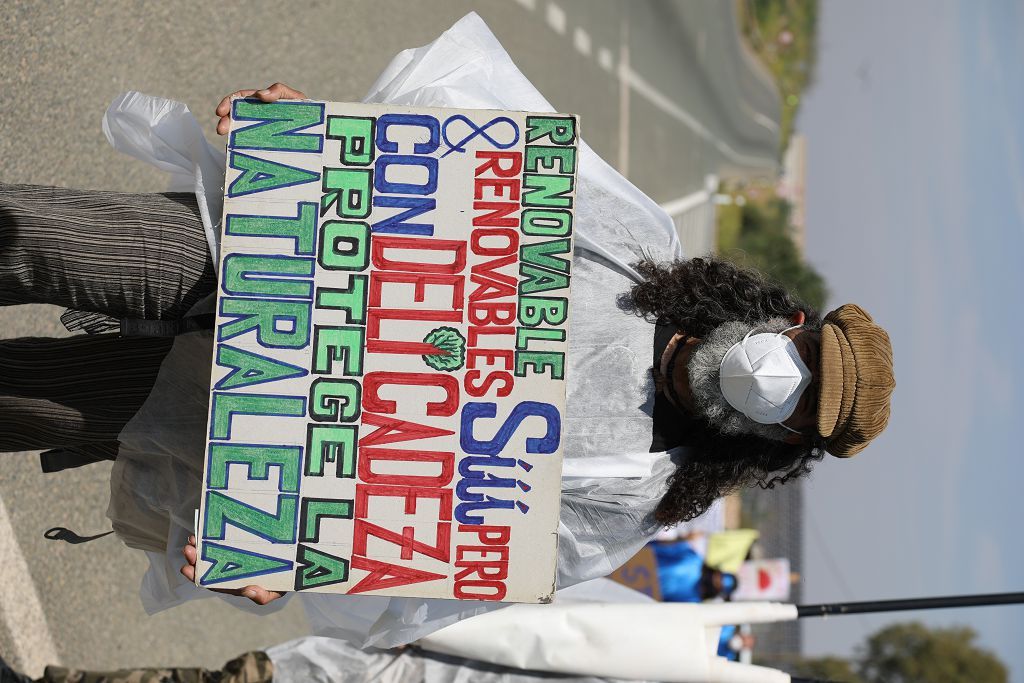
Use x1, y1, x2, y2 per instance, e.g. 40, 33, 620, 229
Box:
816, 304, 895, 457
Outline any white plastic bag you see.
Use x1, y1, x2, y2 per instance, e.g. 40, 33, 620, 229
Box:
103, 91, 225, 271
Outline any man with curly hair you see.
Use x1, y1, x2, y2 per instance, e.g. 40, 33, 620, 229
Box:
628, 257, 895, 526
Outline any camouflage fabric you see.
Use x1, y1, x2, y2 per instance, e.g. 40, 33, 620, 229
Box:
37, 651, 272, 683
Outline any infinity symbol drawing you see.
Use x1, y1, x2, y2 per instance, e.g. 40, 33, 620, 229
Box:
441, 114, 520, 158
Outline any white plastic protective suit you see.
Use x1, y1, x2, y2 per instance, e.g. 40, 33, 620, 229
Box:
269, 579, 663, 683
104, 12, 694, 648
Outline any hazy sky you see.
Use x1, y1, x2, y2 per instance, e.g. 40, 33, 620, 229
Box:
799, 0, 1024, 678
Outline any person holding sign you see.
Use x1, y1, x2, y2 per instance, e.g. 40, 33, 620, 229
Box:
0, 14, 894, 647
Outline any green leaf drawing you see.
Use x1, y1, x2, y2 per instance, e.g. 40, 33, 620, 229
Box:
422, 327, 466, 372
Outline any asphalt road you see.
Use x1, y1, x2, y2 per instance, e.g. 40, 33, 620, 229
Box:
0, 0, 778, 673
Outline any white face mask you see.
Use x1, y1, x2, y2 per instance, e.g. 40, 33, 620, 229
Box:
718, 325, 812, 429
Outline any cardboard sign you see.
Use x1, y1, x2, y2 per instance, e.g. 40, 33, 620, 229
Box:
194, 99, 579, 602
608, 546, 662, 601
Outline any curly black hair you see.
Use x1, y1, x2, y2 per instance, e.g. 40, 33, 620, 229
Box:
627, 257, 826, 525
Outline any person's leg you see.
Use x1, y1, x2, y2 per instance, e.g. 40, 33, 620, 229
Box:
0, 654, 32, 683
0, 334, 174, 452
218, 652, 274, 683
33, 651, 273, 683
0, 184, 216, 326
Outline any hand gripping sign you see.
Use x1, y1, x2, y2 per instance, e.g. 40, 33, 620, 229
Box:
195, 99, 578, 603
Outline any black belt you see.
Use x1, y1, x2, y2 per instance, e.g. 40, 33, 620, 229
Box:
119, 314, 215, 337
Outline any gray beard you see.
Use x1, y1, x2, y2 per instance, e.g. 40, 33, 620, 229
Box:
687, 317, 793, 442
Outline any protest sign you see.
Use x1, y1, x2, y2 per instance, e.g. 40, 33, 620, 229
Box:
608, 546, 663, 600
732, 558, 792, 601
194, 99, 578, 602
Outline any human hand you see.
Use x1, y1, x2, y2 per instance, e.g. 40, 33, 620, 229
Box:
215, 82, 308, 135
180, 535, 285, 606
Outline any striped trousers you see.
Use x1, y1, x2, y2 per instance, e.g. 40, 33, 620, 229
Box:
0, 184, 216, 454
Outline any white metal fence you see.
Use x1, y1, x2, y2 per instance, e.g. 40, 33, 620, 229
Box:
660, 174, 720, 258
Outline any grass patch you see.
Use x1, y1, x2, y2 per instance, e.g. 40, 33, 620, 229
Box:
738, 0, 820, 154
716, 203, 744, 253
715, 195, 828, 311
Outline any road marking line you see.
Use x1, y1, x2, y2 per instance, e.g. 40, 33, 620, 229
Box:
545, 3, 567, 34
514, 0, 536, 9
623, 66, 775, 169
748, 107, 781, 134
0, 496, 60, 676
510, 1, 777, 170
617, 19, 630, 176
573, 27, 592, 56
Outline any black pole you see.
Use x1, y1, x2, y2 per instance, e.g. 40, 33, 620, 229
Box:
796, 591, 1024, 618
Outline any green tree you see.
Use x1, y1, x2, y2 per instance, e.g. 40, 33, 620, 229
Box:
791, 655, 863, 683
856, 622, 1008, 683
722, 196, 829, 312
781, 622, 1007, 683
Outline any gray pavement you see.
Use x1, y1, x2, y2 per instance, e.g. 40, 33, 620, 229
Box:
0, 0, 778, 674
